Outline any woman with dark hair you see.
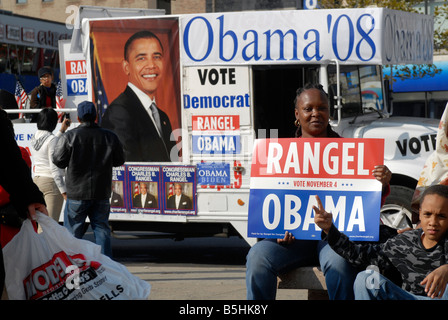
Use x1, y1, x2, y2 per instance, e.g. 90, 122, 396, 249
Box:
30, 67, 57, 109
31, 108, 71, 221
246, 83, 392, 300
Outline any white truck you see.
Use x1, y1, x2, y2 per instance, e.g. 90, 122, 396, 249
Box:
10, 7, 437, 245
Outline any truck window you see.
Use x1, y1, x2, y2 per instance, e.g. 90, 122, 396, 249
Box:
359, 65, 385, 113
328, 65, 385, 120
252, 65, 319, 139
328, 64, 362, 119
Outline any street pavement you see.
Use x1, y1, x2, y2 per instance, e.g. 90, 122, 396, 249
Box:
104, 232, 308, 300
123, 262, 307, 300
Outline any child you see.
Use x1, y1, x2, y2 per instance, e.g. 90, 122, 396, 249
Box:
314, 184, 448, 300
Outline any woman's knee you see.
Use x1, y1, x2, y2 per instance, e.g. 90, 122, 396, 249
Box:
319, 243, 353, 274
246, 240, 272, 270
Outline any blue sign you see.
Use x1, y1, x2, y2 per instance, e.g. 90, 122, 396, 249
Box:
248, 138, 384, 241
67, 78, 88, 96
162, 166, 196, 215
197, 162, 230, 185
127, 165, 162, 215
111, 166, 127, 214
192, 135, 241, 154
248, 189, 381, 241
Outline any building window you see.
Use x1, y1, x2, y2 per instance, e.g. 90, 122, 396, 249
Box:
157, 0, 171, 14
16, 0, 27, 4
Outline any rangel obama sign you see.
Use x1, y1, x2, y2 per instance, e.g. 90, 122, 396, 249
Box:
248, 138, 384, 241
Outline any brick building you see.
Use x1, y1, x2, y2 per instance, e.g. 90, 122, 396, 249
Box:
0, 0, 302, 23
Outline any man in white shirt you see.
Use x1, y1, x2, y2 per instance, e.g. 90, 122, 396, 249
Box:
31, 108, 70, 221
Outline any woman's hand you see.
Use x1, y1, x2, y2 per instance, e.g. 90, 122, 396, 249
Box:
313, 195, 333, 234
27, 202, 48, 220
277, 231, 295, 245
60, 118, 71, 133
372, 165, 392, 187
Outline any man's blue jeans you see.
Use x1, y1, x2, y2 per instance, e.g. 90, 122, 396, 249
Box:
246, 239, 358, 300
354, 270, 448, 300
64, 198, 112, 258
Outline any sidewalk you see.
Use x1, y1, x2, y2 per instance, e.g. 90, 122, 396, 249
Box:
124, 263, 307, 300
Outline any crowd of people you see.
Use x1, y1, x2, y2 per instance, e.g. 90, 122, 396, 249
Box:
0, 67, 447, 301
0, 66, 125, 299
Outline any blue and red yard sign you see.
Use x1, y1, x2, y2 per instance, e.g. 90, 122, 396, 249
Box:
248, 138, 384, 241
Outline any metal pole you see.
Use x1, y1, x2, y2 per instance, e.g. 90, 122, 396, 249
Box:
4, 108, 78, 114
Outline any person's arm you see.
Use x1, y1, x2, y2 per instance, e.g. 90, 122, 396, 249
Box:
47, 135, 67, 196
185, 194, 193, 209
313, 195, 385, 269
29, 87, 39, 108
52, 118, 71, 199
59, 118, 71, 133
151, 194, 157, 208
421, 264, 448, 299
277, 231, 295, 245
27, 203, 49, 220
0, 109, 47, 219
372, 165, 391, 206
52, 133, 71, 169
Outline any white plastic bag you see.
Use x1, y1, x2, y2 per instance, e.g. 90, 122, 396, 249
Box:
3, 212, 151, 300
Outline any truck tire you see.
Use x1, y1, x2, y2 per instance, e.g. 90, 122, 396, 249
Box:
380, 185, 414, 230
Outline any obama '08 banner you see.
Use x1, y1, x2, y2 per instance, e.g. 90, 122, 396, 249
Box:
248, 138, 384, 241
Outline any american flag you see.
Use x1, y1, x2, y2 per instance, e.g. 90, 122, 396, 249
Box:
55, 80, 64, 119
133, 182, 140, 198
14, 81, 28, 118
55, 80, 64, 108
168, 183, 174, 198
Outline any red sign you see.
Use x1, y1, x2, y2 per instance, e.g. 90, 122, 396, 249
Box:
192, 115, 239, 131
248, 138, 385, 241
251, 138, 384, 179
65, 60, 87, 75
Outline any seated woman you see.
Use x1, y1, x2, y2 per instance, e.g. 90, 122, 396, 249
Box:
245, 83, 392, 300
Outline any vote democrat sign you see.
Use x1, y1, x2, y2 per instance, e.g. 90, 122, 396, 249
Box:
248, 138, 384, 241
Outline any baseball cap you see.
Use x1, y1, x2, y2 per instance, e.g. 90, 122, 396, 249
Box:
38, 66, 53, 78
77, 101, 97, 121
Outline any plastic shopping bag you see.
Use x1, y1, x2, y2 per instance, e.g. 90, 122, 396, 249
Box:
3, 212, 151, 300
